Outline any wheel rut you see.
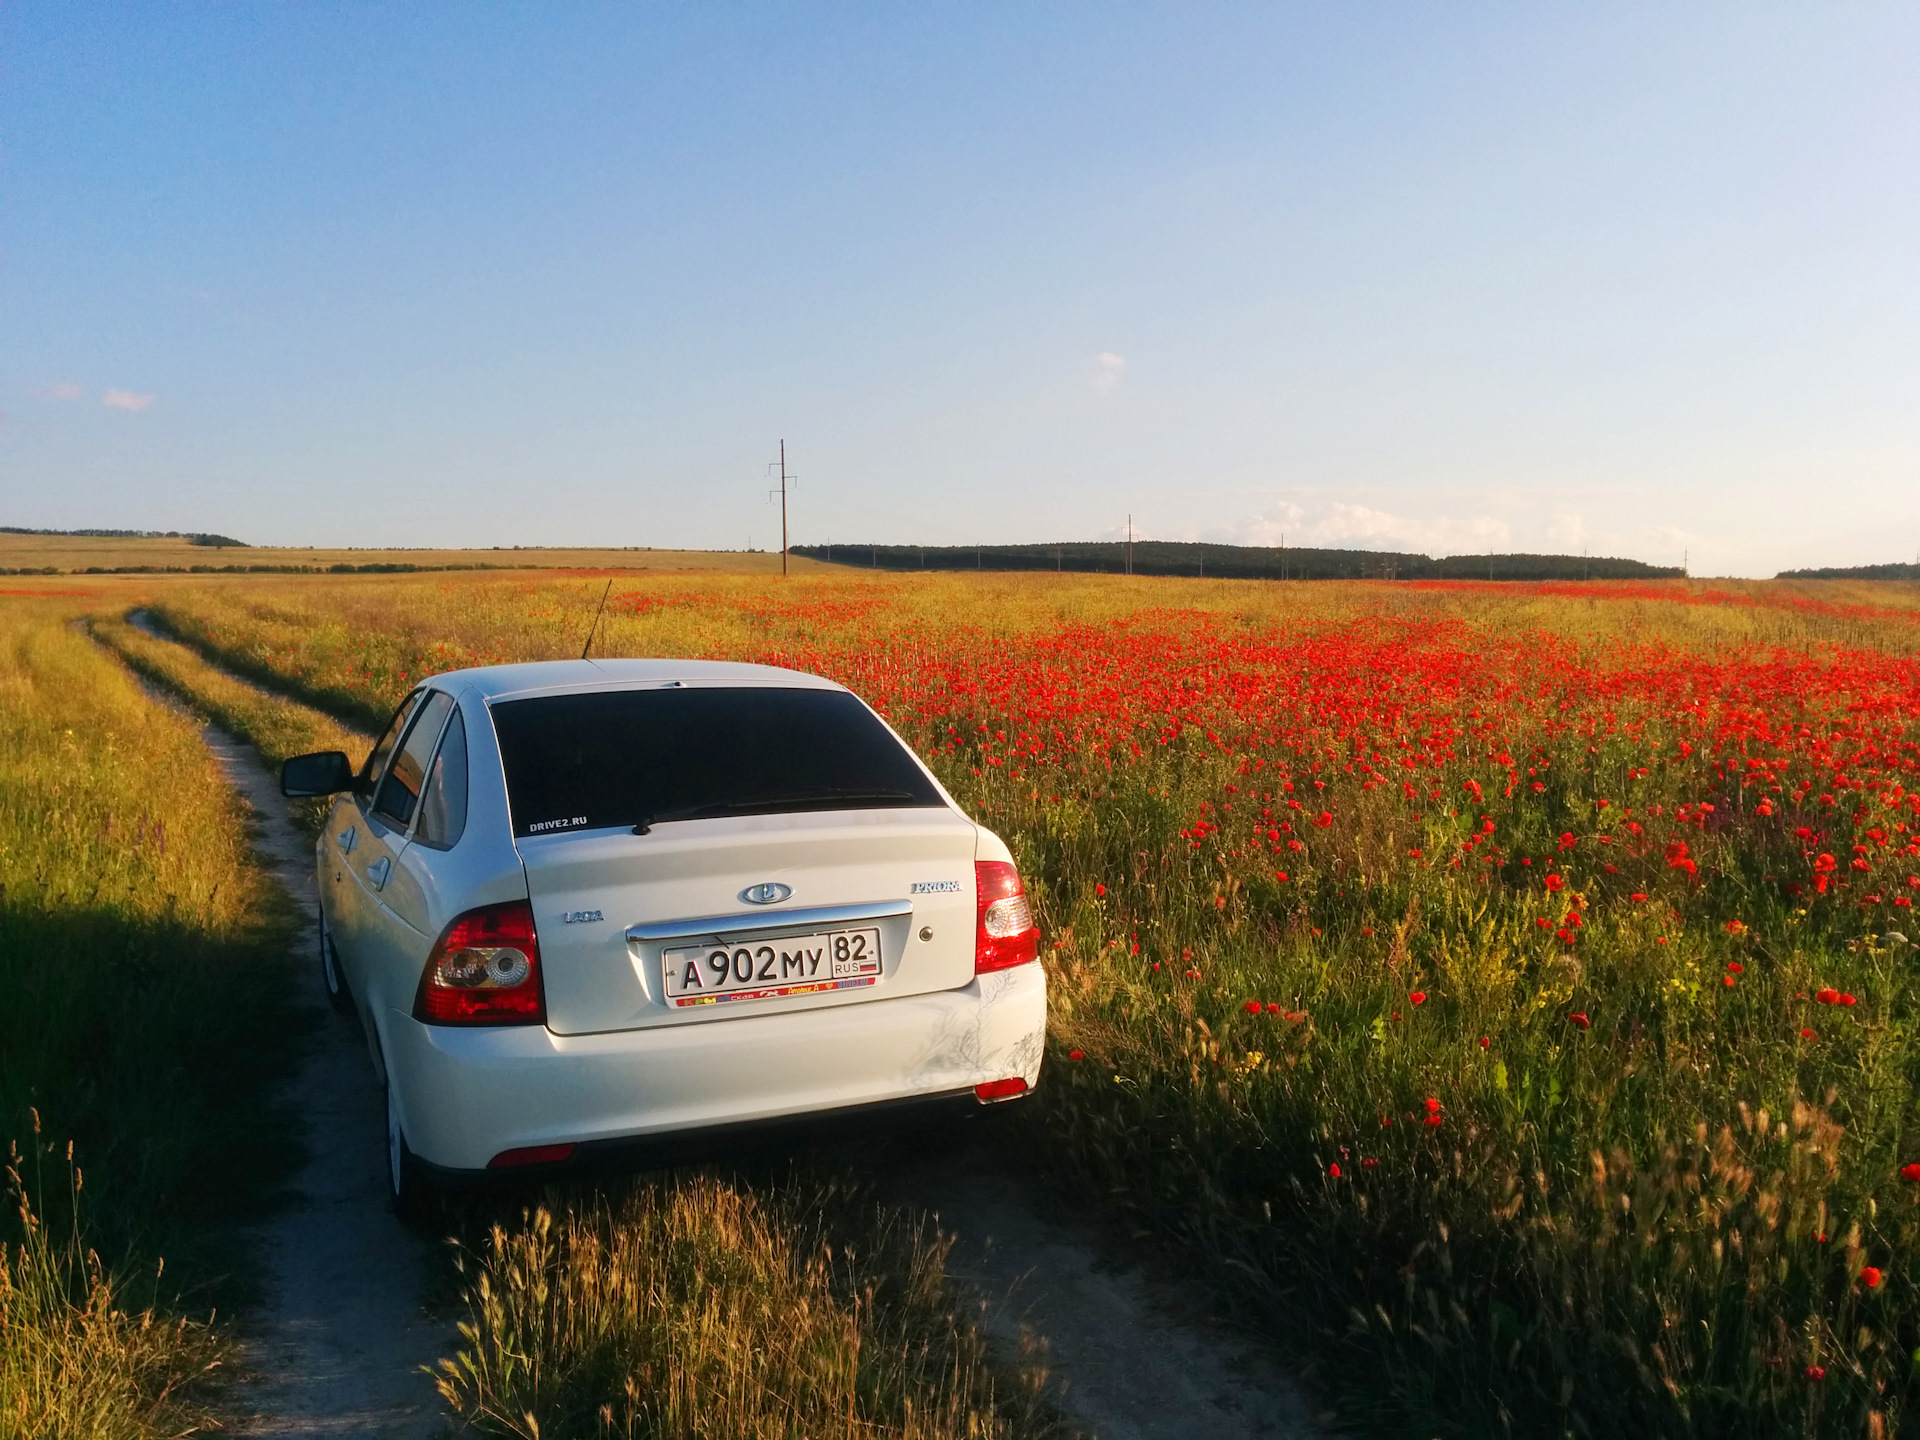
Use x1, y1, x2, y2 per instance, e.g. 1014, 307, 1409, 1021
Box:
198, 720, 451, 1436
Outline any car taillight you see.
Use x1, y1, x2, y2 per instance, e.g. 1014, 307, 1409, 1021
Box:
414, 900, 546, 1026
975, 860, 1039, 974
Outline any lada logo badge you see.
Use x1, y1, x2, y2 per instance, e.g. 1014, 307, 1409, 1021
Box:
741, 882, 792, 905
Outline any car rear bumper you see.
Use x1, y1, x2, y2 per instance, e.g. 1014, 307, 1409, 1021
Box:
384, 962, 1046, 1173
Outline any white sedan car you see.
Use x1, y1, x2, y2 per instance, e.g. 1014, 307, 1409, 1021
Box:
281, 658, 1046, 1217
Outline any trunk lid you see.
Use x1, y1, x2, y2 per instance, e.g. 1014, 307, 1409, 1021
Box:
519, 807, 980, 1036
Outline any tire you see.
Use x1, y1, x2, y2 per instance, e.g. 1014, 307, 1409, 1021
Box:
386, 1085, 436, 1229
319, 911, 355, 1015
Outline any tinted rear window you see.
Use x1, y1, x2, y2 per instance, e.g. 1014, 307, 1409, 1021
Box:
490, 687, 943, 839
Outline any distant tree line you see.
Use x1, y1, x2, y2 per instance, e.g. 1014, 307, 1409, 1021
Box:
794, 540, 1682, 581
1, 525, 248, 547
1776, 562, 1920, 581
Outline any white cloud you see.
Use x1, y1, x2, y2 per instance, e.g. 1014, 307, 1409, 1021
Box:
1546, 512, 1588, 549
34, 383, 83, 400
1091, 352, 1125, 394
1226, 503, 1306, 548
101, 390, 155, 411
1224, 502, 1507, 556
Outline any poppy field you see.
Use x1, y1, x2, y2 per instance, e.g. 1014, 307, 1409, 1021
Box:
140, 569, 1920, 1437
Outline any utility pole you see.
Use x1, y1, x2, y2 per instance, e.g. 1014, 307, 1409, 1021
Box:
766, 441, 793, 577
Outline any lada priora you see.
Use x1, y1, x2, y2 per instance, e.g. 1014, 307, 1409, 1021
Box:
281, 659, 1046, 1217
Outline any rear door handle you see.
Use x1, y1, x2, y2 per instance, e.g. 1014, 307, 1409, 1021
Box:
368, 856, 391, 891
337, 825, 358, 854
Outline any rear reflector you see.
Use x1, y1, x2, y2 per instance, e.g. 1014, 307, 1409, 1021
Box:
487, 1143, 577, 1170
974, 1077, 1030, 1102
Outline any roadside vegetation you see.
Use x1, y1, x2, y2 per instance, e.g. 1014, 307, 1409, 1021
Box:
140, 569, 1920, 1437
0, 598, 307, 1436
438, 1167, 1058, 1439
90, 611, 369, 834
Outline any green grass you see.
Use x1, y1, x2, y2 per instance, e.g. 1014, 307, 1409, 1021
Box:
0, 599, 312, 1435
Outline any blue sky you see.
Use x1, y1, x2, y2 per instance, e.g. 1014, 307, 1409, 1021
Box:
2, 5, 1915, 576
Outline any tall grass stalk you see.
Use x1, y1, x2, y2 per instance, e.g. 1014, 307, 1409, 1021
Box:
437, 1170, 1060, 1440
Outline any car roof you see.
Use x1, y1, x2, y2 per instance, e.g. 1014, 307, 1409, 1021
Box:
427, 657, 845, 704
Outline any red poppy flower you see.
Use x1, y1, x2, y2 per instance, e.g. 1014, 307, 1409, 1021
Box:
1328, 1162, 1342, 1178
1244, 999, 1263, 1015
1816, 988, 1841, 1005
1725, 961, 1744, 974
1409, 991, 1427, 1006
1314, 810, 1333, 829
1861, 1266, 1883, 1289
1478, 1036, 1491, 1048
1094, 883, 1107, 897
1424, 1096, 1441, 1113
1630, 891, 1648, 902
1067, 1048, 1084, 1061
1267, 1002, 1283, 1015
1569, 1011, 1590, 1029
1799, 1028, 1816, 1040
1901, 1163, 1920, 1183
1544, 873, 1565, 892
1805, 1365, 1825, 1381
1839, 993, 1857, 1007
1423, 1113, 1443, 1128
1361, 1157, 1378, 1169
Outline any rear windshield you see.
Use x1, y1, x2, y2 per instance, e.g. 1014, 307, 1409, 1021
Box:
490, 686, 943, 839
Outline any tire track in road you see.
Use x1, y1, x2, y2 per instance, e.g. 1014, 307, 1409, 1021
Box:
875, 1127, 1324, 1440
201, 723, 453, 1438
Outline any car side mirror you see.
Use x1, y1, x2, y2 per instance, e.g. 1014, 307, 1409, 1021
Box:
282, 750, 355, 798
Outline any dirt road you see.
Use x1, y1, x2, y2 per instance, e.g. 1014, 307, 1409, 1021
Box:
201, 723, 452, 1437
160, 636, 1320, 1438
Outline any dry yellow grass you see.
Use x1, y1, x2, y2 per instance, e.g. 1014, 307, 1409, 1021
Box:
439, 1172, 1060, 1440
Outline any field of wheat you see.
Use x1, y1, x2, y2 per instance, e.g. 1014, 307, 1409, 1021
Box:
14, 567, 1920, 1437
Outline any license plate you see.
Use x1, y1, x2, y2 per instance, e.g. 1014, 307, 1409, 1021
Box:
662, 926, 883, 1008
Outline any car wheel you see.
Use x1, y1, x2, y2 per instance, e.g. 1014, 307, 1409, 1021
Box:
386, 1085, 435, 1228
319, 911, 354, 1015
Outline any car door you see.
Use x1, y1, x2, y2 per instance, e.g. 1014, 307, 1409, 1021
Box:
332, 689, 423, 993
354, 691, 456, 1019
